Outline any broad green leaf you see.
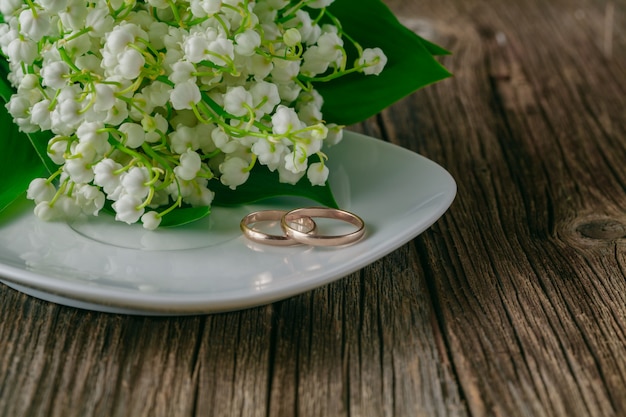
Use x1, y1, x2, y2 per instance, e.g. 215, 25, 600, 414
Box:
317, 0, 452, 125
0, 61, 12, 100
419, 37, 452, 56
159, 206, 211, 227
0, 92, 47, 214
23, 130, 58, 174
0, 65, 57, 175
212, 164, 338, 208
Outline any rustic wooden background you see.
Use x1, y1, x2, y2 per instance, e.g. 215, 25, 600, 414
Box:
1, 0, 625, 415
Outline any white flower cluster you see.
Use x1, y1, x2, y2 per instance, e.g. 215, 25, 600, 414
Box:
1, 0, 387, 229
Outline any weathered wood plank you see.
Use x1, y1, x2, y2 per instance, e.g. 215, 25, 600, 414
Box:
384, 0, 626, 415
267, 244, 466, 417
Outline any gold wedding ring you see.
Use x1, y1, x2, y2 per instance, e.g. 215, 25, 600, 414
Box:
240, 210, 316, 246
281, 207, 365, 246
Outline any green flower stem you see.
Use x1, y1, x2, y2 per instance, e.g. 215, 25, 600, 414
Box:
196, 169, 214, 180
197, 94, 272, 137
155, 75, 174, 87
299, 66, 362, 83
243, 154, 257, 173
137, 187, 155, 210
58, 47, 82, 73
78, 81, 97, 114
63, 27, 92, 42
146, 167, 165, 185
212, 13, 231, 35
155, 174, 173, 191
312, 8, 326, 25
141, 142, 176, 175
116, 76, 145, 96
191, 102, 213, 124
108, 135, 154, 173
24, 0, 38, 19
45, 167, 64, 184
167, 0, 184, 28
48, 177, 70, 206
200, 149, 221, 160
324, 10, 364, 56
156, 195, 182, 218
278, 1, 307, 22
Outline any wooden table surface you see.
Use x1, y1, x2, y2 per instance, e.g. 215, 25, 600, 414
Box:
1, 0, 625, 415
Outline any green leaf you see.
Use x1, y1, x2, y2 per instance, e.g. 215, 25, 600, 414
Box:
23, 130, 58, 174
212, 164, 338, 208
0, 90, 47, 214
316, 0, 452, 125
0, 65, 57, 175
159, 205, 211, 227
418, 37, 452, 56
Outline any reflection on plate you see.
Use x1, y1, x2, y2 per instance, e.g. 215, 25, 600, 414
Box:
0, 132, 456, 315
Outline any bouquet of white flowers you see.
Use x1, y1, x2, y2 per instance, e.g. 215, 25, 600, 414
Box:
0, 0, 450, 229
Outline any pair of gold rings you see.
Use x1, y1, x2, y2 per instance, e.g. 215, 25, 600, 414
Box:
240, 207, 365, 247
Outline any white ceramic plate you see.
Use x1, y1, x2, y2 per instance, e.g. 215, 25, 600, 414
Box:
0, 132, 456, 315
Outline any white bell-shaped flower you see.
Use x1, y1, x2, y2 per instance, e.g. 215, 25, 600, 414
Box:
7, 38, 38, 66
19, 9, 51, 42
250, 81, 280, 116
40, 61, 70, 89
169, 125, 199, 153
235, 30, 261, 57
121, 166, 151, 199
174, 149, 202, 181
277, 163, 305, 185
206, 37, 234, 67
181, 179, 214, 207
223, 86, 253, 117
27, 179, 57, 204
219, 157, 250, 190
116, 48, 145, 80
93, 83, 116, 112
29, 99, 53, 131
271, 105, 303, 135
64, 158, 95, 184
119, 122, 146, 149
93, 158, 124, 194
75, 184, 105, 216
85, 6, 114, 37
307, 162, 329, 185
283, 145, 308, 174
251, 137, 285, 171
112, 194, 145, 224
359, 48, 388, 76
169, 61, 197, 85
0, 0, 25, 16
141, 211, 162, 230
170, 80, 201, 110
34, 201, 62, 222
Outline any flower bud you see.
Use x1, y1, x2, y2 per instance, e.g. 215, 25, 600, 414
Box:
283, 28, 301, 47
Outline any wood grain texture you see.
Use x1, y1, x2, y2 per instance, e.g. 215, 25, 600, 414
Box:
1, 0, 625, 416
382, 0, 626, 415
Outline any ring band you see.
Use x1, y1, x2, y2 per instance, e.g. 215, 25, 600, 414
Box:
240, 210, 316, 246
281, 207, 365, 246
